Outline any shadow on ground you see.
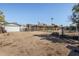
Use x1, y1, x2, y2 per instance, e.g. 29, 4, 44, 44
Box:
67, 45, 79, 56
34, 32, 79, 56
34, 32, 79, 44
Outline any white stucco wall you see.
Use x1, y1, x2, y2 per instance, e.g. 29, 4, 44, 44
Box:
5, 26, 20, 32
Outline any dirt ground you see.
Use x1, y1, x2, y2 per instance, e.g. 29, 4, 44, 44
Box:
0, 31, 70, 56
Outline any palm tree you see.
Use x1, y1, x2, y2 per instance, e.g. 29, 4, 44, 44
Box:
51, 18, 53, 24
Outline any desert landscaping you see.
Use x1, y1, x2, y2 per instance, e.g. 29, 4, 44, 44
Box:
0, 31, 71, 56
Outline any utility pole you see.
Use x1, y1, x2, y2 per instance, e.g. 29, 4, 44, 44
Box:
51, 18, 53, 32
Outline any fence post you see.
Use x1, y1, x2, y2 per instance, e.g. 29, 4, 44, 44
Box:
59, 25, 64, 38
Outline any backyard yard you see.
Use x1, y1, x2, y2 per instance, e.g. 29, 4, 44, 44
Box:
0, 31, 79, 56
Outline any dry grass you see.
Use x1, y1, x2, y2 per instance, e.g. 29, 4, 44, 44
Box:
0, 31, 70, 56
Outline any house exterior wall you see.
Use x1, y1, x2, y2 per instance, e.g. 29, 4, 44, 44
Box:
5, 26, 20, 32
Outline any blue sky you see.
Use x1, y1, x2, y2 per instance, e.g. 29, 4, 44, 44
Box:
0, 3, 75, 26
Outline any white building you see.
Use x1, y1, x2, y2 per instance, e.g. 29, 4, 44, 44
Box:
4, 23, 21, 32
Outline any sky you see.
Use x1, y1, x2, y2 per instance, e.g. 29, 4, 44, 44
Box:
0, 3, 75, 26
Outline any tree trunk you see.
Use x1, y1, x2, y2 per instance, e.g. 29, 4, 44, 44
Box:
0, 24, 6, 33
76, 23, 79, 40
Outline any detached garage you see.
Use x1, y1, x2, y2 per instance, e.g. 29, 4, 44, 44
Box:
5, 23, 21, 32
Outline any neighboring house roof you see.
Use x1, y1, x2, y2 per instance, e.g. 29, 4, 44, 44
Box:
5, 22, 21, 27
